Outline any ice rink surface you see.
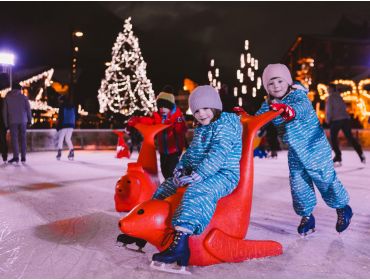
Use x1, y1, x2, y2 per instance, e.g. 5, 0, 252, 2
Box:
0, 150, 369, 278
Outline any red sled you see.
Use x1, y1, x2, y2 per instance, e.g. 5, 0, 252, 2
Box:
119, 110, 284, 266
114, 123, 170, 212
113, 130, 130, 159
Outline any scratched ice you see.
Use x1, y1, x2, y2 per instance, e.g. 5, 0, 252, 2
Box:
0, 150, 369, 278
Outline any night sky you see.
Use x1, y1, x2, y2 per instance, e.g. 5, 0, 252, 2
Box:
1, 1, 369, 112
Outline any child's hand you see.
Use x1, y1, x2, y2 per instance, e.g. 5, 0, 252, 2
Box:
270, 103, 295, 122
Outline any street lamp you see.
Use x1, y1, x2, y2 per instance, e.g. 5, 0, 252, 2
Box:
0, 52, 15, 90
70, 30, 84, 103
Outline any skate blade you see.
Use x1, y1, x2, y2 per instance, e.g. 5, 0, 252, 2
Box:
150, 261, 191, 275
116, 242, 145, 254
299, 228, 316, 238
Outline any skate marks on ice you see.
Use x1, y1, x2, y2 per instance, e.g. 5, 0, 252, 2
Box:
0, 221, 22, 276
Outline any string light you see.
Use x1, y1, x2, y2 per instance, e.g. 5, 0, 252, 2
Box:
98, 17, 156, 116
208, 58, 222, 90
317, 79, 370, 127
19, 68, 54, 87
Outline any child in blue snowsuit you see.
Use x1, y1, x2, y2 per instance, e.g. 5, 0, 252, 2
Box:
151, 85, 242, 267
256, 63, 353, 236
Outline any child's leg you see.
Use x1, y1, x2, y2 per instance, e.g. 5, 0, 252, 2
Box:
172, 173, 236, 235
306, 158, 349, 209
152, 177, 178, 200
288, 152, 317, 217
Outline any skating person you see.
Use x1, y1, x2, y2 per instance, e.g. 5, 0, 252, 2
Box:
150, 85, 242, 270
2, 73, 32, 164
256, 64, 353, 236
325, 83, 365, 166
0, 85, 8, 164
56, 95, 76, 160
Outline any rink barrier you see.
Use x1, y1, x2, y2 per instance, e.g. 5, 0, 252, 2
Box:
3, 128, 370, 152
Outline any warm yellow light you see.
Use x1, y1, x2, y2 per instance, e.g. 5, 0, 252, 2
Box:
74, 31, 84, 37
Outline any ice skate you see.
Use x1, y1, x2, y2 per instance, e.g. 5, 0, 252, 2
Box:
270, 150, 278, 159
116, 233, 147, 253
333, 155, 342, 167
297, 214, 315, 236
360, 154, 366, 164
8, 158, 19, 165
67, 149, 74, 161
56, 149, 62, 160
151, 231, 191, 275
336, 205, 353, 233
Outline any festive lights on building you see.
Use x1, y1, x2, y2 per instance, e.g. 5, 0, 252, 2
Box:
19, 68, 54, 88
295, 57, 314, 89
317, 79, 370, 127
98, 17, 156, 117
208, 59, 222, 90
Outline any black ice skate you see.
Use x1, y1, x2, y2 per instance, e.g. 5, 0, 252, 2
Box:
333, 155, 342, 167
68, 149, 74, 160
336, 205, 353, 233
56, 149, 62, 160
116, 233, 147, 253
151, 231, 191, 275
8, 158, 19, 164
297, 214, 315, 236
360, 154, 366, 164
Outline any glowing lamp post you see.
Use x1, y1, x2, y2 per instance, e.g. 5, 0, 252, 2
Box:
0, 52, 15, 89
70, 30, 84, 102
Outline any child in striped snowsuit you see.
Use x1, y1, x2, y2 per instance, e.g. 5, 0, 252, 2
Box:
256, 63, 353, 236
152, 85, 242, 267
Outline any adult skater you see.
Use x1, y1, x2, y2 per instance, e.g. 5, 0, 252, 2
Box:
325, 83, 365, 166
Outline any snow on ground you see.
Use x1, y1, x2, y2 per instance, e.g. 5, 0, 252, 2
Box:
0, 149, 369, 278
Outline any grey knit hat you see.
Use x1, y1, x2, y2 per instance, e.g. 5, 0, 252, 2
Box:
189, 85, 223, 114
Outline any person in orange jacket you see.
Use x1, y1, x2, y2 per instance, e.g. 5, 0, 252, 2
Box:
128, 87, 188, 179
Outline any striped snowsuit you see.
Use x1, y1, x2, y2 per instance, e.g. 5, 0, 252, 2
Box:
153, 112, 242, 235
256, 88, 349, 217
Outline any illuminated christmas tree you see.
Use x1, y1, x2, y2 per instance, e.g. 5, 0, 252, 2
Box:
98, 17, 156, 117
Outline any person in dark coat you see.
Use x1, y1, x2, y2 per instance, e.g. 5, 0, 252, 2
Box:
2, 73, 32, 164
0, 76, 8, 163
325, 83, 365, 165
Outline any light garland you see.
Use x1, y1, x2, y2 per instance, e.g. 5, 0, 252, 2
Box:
317, 79, 370, 126
0, 87, 11, 98
98, 17, 156, 116
208, 58, 222, 90
295, 58, 314, 89
19, 68, 54, 87
235, 39, 262, 106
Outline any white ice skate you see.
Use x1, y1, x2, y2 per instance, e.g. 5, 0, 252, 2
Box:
150, 260, 191, 275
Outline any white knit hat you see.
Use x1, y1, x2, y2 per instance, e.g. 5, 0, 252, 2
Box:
262, 64, 293, 91
189, 85, 222, 114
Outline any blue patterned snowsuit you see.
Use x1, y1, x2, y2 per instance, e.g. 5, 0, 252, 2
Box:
153, 112, 242, 235
256, 88, 349, 217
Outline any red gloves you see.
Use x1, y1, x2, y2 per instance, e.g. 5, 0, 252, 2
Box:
270, 103, 296, 122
